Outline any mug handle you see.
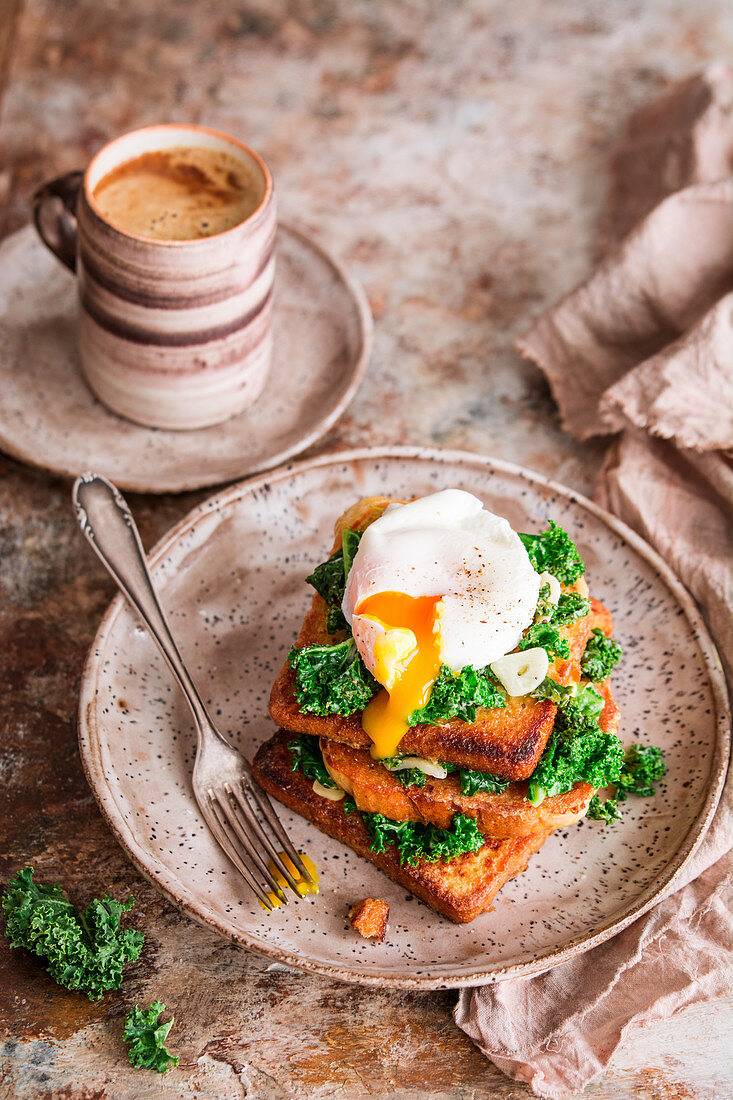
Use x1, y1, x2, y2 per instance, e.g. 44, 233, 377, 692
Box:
32, 170, 84, 273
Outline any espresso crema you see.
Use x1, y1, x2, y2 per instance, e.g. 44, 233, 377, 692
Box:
92, 146, 264, 240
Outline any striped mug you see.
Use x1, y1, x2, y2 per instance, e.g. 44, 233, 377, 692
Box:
32, 124, 276, 430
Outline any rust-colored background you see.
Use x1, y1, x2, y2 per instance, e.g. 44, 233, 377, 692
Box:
1, 2, 731, 1097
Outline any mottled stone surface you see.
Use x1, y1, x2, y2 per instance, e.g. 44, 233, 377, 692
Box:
1, 2, 732, 1097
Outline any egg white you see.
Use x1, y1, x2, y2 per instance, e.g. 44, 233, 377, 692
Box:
342, 489, 540, 677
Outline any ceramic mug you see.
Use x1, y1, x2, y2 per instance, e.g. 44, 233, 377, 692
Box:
32, 124, 276, 430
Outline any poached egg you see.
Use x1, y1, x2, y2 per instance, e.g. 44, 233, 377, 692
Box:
341, 490, 541, 758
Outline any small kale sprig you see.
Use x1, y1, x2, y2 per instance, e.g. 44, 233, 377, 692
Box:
289, 639, 378, 716
1, 868, 143, 1000
123, 1001, 179, 1073
361, 811, 485, 866
586, 794, 622, 824
288, 734, 338, 789
305, 528, 362, 633
617, 744, 665, 798
588, 744, 666, 824
581, 629, 623, 682
519, 521, 585, 585
409, 664, 505, 724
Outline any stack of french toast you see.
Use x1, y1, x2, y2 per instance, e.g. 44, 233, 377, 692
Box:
254, 495, 621, 924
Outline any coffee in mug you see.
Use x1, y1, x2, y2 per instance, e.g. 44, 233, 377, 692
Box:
32, 125, 276, 431
92, 146, 264, 241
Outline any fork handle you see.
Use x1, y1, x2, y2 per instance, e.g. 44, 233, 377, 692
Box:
73, 473, 216, 738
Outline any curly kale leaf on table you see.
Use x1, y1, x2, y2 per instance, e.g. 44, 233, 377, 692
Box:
1, 867, 143, 999
123, 1000, 179, 1073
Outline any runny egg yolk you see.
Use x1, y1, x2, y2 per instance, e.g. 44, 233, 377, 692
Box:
358, 591, 442, 759
260, 851, 319, 911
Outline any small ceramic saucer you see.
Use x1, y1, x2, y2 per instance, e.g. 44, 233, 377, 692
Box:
0, 223, 371, 493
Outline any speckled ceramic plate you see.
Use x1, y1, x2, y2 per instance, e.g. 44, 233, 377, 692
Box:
0, 224, 371, 493
78, 447, 729, 988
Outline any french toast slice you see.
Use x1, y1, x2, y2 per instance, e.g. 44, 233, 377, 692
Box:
320, 680, 619, 838
252, 730, 549, 923
269, 496, 613, 780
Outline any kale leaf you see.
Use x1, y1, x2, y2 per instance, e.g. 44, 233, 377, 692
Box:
458, 769, 510, 796
527, 726, 624, 807
326, 606, 349, 634
532, 677, 575, 706
560, 682, 606, 724
395, 769, 428, 789
1, 867, 143, 1000
615, 744, 665, 801
534, 582, 555, 623
526, 683, 623, 806
305, 547, 345, 629
586, 795, 621, 824
551, 592, 591, 626
518, 621, 570, 660
123, 1001, 179, 1073
361, 811, 485, 865
380, 758, 429, 789
581, 629, 623, 682
519, 521, 585, 585
305, 528, 362, 633
289, 639, 378, 716
520, 591, 590, 660
341, 527, 362, 579
382, 757, 508, 795
409, 664, 505, 724
288, 734, 337, 788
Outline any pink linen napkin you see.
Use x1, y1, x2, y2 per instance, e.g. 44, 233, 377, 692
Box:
455, 65, 733, 1098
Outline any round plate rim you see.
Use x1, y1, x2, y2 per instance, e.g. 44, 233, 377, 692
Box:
77, 445, 731, 989
0, 222, 373, 494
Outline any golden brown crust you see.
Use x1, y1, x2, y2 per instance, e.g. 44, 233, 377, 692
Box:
349, 897, 390, 941
320, 680, 619, 837
269, 495, 615, 779
252, 730, 549, 924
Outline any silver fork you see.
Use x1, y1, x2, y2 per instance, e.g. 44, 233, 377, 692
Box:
72, 472, 314, 911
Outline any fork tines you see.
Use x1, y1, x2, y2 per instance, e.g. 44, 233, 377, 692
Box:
206, 780, 314, 911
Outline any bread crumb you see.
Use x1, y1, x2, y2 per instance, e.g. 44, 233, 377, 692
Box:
349, 897, 389, 942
